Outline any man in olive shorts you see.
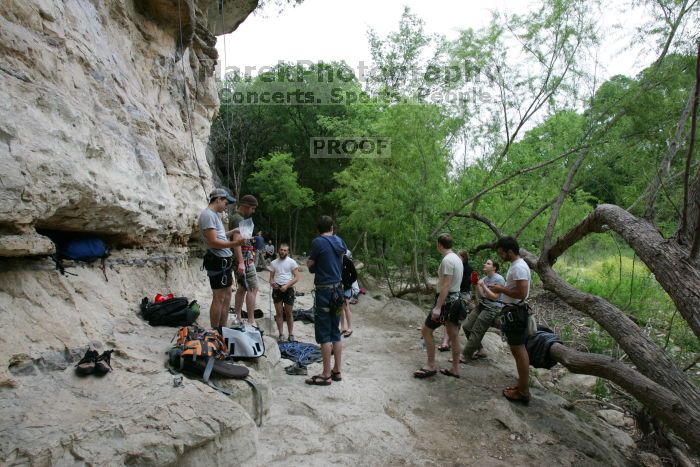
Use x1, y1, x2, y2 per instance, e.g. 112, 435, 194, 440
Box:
414, 233, 464, 379
229, 194, 259, 327
198, 188, 243, 329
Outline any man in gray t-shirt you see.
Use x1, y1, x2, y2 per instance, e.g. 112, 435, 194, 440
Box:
198, 208, 232, 258
198, 188, 243, 329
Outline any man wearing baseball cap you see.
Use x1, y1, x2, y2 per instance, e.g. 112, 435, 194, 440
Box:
229, 194, 260, 327
198, 188, 243, 329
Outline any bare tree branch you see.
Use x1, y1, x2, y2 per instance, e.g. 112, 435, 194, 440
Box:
514, 192, 564, 238
542, 151, 588, 253
431, 144, 589, 236
679, 41, 700, 246
652, 0, 695, 66
684, 354, 700, 371
644, 87, 696, 219
441, 212, 505, 238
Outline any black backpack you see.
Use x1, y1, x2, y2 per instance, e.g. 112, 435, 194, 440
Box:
140, 297, 200, 327
342, 256, 357, 290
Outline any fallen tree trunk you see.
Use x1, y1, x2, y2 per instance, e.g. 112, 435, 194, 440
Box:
534, 259, 700, 410
549, 343, 700, 453
393, 284, 436, 298
547, 204, 700, 341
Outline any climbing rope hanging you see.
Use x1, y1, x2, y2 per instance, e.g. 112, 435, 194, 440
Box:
176, 0, 208, 198
218, 0, 237, 198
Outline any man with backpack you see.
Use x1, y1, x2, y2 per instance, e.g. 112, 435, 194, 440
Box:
229, 195, 259, 327
305, 216, 347, 385
198, 189, 244, 330
488, 236, 532, 404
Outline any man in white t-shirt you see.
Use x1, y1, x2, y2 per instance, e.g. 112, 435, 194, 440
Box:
488, 236, 532, 404
269, 244, 301, 342
414, 233, 464, 379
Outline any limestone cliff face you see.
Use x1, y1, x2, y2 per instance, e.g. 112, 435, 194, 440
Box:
0, 0, 256, 254
0, 2, 269, 464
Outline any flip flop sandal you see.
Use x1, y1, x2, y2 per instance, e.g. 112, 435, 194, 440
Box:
413, 368, 437, 379
472, 352, 488, 359
440, 368, 460, 378
448, 356, 468, 364
305, 374, 332, 386
437, 345, 451, 352
503, 387, 531, 405
342, 330, 353, 338
331, 370, 342, 382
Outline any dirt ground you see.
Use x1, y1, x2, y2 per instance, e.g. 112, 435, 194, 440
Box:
248, 267, 635, 466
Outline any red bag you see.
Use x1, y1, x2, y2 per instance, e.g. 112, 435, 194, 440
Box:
154, 293, 174, 303
470, 271, 479, 285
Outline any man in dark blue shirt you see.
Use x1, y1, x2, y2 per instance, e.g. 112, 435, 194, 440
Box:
305, 215, 347, 385
254, 231, 265, 269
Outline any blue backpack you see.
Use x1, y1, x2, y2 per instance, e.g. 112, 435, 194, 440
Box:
52, 236, 109, 276
56, 237, 109, 262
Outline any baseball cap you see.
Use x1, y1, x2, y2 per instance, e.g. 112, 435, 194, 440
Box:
208, 188, 236, 204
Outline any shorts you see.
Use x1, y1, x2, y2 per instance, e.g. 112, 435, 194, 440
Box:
203, 253, 234, 290
424, 294, 465, 330
209, 269, 233, 290
313, 284, 344, 344
272, 286, 295, 306
235, 266, 258, 291
501, 304, 529, 346
344, 288, 352, 299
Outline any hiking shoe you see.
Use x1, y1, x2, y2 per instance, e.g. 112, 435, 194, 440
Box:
75, 349, 99, 376
288, 334, 296, 342
94, 350, 114, 375
285, 362, 308, 376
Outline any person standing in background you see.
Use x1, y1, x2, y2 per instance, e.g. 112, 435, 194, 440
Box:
269, 244, 300, 342
341, 249, 358, 338
254, 231, 266, 270
229, 195, 259, 327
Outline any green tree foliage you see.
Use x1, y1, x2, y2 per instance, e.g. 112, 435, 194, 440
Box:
248, 152, 314, 248
332, 103, 460, 288
248, 152, 314, 214
209, 62, 368, 245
